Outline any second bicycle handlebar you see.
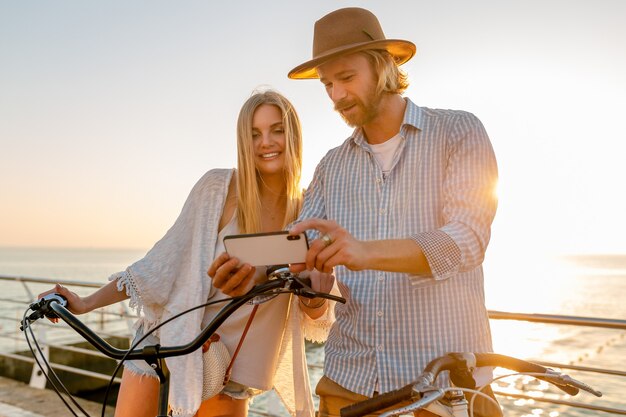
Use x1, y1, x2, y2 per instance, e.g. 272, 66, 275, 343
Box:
340, 352, 602, 417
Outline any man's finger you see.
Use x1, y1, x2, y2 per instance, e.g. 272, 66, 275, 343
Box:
319, 252, 342, 274
289, 263, 307, 273
289, 218, 331, 236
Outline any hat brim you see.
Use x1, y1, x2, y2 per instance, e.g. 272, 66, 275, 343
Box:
288, 39, 416, 79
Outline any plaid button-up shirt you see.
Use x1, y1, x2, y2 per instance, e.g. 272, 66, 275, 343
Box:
298, 98, 498, 396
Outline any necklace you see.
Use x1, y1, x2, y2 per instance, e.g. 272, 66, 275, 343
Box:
260, 196, 286, 224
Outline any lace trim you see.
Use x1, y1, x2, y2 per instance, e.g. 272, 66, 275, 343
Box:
300, 306, 333, 344
170, 407, 197, 417
109, 268, 144, 315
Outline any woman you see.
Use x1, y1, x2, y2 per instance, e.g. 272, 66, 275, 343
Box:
39, 90, 334, 417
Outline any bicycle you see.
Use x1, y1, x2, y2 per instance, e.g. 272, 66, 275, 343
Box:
340, 352, 602, 417
20, 266, 346, 417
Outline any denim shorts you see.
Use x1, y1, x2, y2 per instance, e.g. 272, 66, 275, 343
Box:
123, 325, 259, 400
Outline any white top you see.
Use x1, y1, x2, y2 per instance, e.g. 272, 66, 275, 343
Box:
202, 214, 290, 390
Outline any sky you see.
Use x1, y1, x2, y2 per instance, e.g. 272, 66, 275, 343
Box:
1, 0, 626, 257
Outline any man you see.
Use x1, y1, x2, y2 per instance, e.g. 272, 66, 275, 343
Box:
287, 7, 501, 417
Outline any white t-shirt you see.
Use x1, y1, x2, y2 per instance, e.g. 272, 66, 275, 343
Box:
369, 133, 403, 178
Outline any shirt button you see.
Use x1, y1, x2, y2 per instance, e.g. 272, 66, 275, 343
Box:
379, 208, 386, 215
378, 275, 384, 282
377, 345, 384, 351
377, 310, 383, 317
376, 178, 382, 184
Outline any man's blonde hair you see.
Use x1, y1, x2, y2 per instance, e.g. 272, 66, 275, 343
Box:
362, 49, 410, 95
236, 90, 303, 233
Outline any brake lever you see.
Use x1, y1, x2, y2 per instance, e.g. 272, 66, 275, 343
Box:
28, 293, 68, 320
558, 373, 602, 397
265, 267, 346, 304
295, 286, 346, 304
542, 369, 602, 397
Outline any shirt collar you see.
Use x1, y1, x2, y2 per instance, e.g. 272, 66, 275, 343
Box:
349, 98, 423, 147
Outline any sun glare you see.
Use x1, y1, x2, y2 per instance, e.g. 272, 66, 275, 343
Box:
485, 255, 576, 315
484, 255, 597, 364
492, 178, 500, 201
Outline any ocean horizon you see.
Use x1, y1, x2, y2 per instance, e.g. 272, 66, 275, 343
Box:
1, 246, 624, 416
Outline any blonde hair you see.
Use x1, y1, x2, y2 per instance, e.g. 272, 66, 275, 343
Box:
236, 90, 303, 233
362, 49, 410, 95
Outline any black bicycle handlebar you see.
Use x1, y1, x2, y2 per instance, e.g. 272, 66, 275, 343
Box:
28, 271, 345, 361
340, 352, 602, 417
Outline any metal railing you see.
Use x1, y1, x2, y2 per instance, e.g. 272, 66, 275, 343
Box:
0, 274, 134, 391
488, 310, 626, 415
0, 274, 625, 415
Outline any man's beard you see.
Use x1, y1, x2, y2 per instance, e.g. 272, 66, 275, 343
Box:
334, 89, 382, 127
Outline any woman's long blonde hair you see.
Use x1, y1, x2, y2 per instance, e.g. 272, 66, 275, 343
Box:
236, 90, 303, 233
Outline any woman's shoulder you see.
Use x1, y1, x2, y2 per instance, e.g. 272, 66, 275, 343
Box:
193, 168, 234, 188
182, 168, 235, 203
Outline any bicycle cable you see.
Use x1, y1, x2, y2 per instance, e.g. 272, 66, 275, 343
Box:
467, 370, 592, 417
23, 274, 330, 417
100, 287, 298, 417
21, 308, 88, 417
444, 386, 500, 417
100, 296, 241, 417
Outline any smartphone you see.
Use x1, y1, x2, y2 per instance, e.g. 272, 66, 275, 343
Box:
223, 231, 309, 267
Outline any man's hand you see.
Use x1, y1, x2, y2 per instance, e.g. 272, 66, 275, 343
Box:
289, 218, 369, 273
208, 252, 257, 297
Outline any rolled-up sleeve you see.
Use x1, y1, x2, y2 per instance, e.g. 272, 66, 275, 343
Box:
410, 112, 498, 280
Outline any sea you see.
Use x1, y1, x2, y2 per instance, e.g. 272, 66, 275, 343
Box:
0, 247, 624, 417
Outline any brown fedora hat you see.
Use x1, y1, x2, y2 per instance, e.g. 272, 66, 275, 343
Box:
288, 7, 416, 79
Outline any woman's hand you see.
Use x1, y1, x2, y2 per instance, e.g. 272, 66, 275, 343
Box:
37, 284, 90, 323
299, 269, 335, 319
208, 252, 257, 297
309, 269, 335, 294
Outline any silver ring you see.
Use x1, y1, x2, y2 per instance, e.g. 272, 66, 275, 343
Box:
321, 234, 333, 247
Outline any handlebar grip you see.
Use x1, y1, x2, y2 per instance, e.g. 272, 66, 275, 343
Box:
340, 383, 415, 417
43, 293, 68, 318
27, 293, 68, 321
541, 377, 579, 396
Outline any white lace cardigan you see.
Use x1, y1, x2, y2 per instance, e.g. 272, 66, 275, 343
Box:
108, 168, 334, 417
